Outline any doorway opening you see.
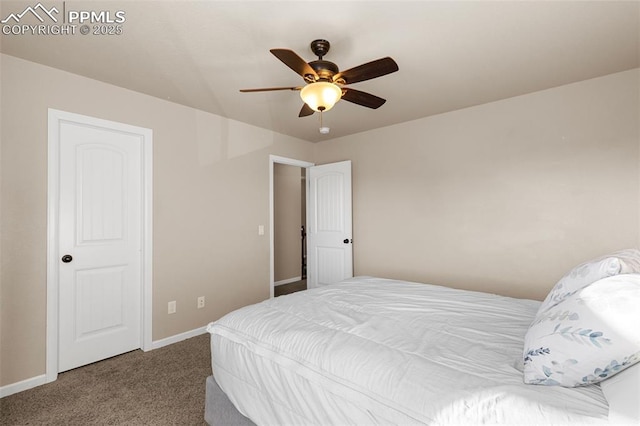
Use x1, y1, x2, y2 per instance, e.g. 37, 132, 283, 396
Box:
269, 156, 314, 298
274, 164, 306, 297
269, 156, 353, 296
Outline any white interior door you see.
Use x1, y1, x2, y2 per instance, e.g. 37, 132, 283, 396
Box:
57, 120, 143, 372
307, 160, 353, 288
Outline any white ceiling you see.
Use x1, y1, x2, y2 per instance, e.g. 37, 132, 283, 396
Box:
1, 1, 638, 142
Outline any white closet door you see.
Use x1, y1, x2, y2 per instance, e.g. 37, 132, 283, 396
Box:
58, 120, 142, 372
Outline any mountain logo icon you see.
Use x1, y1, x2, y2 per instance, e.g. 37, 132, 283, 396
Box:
1, 2, 59, 24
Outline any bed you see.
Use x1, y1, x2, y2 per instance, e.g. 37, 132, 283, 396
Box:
205, 252, 640, 425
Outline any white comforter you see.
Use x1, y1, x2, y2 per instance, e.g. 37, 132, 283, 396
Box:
207, 276, 609, 425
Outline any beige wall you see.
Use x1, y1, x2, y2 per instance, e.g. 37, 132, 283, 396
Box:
314, 69, 640, 300
0, 54, 314, 386
274, 164, 303, 282
1, 52, 638, 389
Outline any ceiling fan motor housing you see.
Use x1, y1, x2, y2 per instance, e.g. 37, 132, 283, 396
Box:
304, 40, 338, 82
309, 60, 339, 81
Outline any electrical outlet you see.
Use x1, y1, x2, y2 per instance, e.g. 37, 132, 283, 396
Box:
168, 300, 176, 314
197, 296, 205, 309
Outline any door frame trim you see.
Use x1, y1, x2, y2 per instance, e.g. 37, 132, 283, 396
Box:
269, 155, 314, 298
46, 109, 153, 383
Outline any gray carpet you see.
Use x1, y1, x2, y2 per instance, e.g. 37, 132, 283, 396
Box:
1, 333, 211, 425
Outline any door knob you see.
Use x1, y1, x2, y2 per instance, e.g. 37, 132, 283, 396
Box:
61, 254, 73, 263
343, 238, 352, 244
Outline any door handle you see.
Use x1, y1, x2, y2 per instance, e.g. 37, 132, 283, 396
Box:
61, 254, 73, 263
343, 238, 352, 244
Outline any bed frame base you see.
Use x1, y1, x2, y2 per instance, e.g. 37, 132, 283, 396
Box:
204, 375, 255, 426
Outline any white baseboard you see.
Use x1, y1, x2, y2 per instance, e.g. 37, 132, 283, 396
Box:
0, 374, 47, 398
0, 326, 209, 397
274, 276, 302, 286
147, 325, 209, 351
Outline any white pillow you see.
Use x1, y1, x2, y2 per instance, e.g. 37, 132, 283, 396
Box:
538, 248, 640, 313
523, 274, 640, 387
601, 362, 640, 425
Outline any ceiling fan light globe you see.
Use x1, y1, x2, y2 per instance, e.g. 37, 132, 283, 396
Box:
300, 82, 342, 112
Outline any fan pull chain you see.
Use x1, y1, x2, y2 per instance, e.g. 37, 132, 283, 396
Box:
319, 110, 330, 134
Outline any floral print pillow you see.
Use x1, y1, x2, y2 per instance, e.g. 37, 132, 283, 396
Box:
523, 274, 640, 387
538, 249, 640, 314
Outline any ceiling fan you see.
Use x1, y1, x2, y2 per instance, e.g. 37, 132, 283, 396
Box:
240, 39, 399, 118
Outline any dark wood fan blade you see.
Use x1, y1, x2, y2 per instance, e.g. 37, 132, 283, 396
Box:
334, 57, 398, 85
240, 86, 301, 92
299, 103, 315, 117
270, 49, 318, 81
341, 88, 386, 109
